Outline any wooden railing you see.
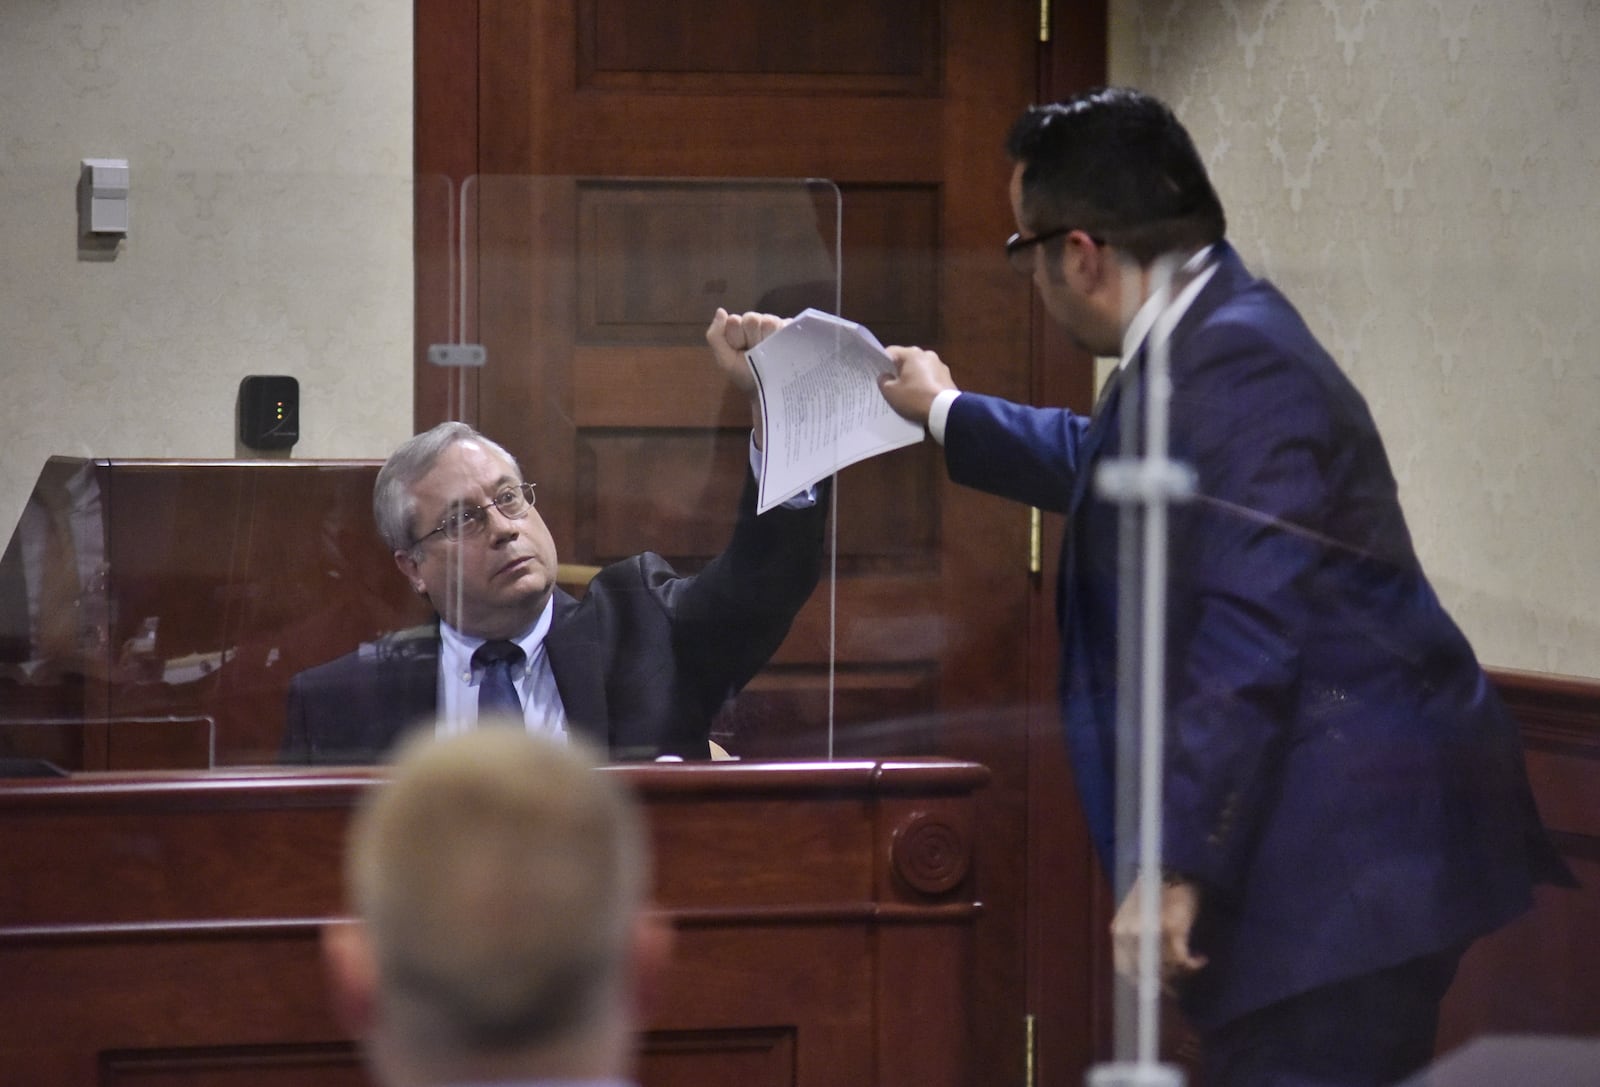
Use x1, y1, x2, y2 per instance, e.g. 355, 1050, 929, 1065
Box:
1436, 669, 1600, 1047
0, 758, 988, 1087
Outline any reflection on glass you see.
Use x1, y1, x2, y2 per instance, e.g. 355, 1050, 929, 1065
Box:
0, 176, 852, 771
0, 455, 431, 769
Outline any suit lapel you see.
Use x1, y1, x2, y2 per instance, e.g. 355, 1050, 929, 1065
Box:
1068, 352, 1142, 518
1053, 244, 1250, 869
395, 622, 442, 744
544, 587, 610, 746
1065, 241, 1246, 519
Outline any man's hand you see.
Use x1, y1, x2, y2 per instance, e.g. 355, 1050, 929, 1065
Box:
706, 308, 787, 448
879, 345, 959, 426
1111, 874, 1208, 995
706, 308, 788, 396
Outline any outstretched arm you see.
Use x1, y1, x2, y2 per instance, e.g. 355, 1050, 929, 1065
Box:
879, 344, 960, 427
705, 308, 789, 449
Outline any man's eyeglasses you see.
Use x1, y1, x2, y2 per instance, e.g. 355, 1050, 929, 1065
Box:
1005, 226, 1102, 276
413, 482, 537, 546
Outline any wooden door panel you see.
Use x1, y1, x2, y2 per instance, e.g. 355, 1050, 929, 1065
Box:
579, 0, 940, 93
571, 403, 943, 572
468, 175, 847, 569
778, 578, 954, 663
828, 444, 940, 573
467, 2, 1035, 727
578, 180, 841, 342
579, 433, 746, 564
639, 1029, 797, 1087
573, 347, 746, 427
420, 3, 1073, 1083
835, 184, 941, 348
480, 3, 946, 180
714, 667, 942, 759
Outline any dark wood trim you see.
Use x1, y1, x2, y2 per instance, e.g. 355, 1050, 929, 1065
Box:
0, 760, 989, 1087
413, 0, 480, 431
1437, 668, 1600, 1049
1491, 667, 1600, 748
1490, 667, 1600, 852
1029, 6, 1111, 1085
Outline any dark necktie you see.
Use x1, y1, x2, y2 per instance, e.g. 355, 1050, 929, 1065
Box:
473, 639, 525, 723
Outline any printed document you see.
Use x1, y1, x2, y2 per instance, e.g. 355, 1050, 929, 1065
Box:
747, 308, 925, 513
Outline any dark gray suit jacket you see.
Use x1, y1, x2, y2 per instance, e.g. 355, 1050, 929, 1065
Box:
281, 474, 828, 764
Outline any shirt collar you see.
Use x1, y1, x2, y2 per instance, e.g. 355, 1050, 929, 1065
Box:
440, 595, 555, 681
1118, 245, 1218, 366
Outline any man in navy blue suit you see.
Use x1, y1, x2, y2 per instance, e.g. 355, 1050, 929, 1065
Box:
877, 87, 1572, 1086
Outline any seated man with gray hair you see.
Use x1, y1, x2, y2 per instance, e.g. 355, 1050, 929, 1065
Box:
322, 727, 668, 1087
282, 310, 827, 763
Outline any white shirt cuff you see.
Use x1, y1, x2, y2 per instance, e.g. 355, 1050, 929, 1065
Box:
927, 389, 962, 446
750, 433, 817, 508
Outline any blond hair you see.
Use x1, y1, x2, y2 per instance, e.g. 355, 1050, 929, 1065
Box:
345, 728, 647, 1059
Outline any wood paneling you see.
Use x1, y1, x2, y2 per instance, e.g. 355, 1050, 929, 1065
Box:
101, 1043, 365, 1087
1435, 669, 1600, 1048
712, 666, 941, 759
0, 759, 988, 1087
639, 1028, 795, 1087
577, 180, 843, 343
413, 0, 480, 428
578, 433, 745, 564
416, 4, 1107, 1085
834, 184, 941, 348
573, 433, 937, 576
578, 0, 940, 94
1030, 5, 1114, 1081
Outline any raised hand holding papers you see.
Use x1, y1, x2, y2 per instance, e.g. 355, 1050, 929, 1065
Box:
746, 308, 925, 513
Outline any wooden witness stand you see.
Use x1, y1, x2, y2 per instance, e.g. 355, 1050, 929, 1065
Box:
0, 758, 989, 1087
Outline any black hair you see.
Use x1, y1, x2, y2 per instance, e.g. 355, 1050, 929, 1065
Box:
1005, 86, 1226, 264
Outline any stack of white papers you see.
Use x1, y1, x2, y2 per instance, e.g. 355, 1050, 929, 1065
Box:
746, 308, 926, 513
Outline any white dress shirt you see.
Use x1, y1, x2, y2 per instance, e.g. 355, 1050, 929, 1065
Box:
436, 596, 567, 740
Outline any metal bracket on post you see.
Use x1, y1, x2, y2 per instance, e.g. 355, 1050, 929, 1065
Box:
1086, 1062, 1185, 1087
1095, 459, 1196, 505
1085, 256, 1196, 1087
427, 344, 487, 367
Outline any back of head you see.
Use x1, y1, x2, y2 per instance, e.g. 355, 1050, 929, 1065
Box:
345, 728, 648, 1068
1006, 86, 1226, 265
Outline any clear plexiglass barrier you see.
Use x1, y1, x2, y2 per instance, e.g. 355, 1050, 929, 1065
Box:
1, 165, 1596, 1079
2, 175, 926, 770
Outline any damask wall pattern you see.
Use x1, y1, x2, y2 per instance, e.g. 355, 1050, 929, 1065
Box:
0, 1, 414, 535
1110, 0, 1600, 677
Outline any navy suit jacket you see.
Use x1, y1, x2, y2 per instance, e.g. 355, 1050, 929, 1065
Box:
281, 474, 828, 765
944, 242, 1571, 1028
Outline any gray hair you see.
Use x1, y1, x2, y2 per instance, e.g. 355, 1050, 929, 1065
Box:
372, 422, 523, 552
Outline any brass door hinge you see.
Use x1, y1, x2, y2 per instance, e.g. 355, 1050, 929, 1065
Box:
1039, 0, 1051, 43
1025, 1013, 1037, 1087
1029, 507, 1042, 575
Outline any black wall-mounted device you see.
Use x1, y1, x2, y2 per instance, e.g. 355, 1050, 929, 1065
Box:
238, 375, 300, 451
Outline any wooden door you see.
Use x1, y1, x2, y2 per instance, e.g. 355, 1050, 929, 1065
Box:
414, 3, 1108, 1084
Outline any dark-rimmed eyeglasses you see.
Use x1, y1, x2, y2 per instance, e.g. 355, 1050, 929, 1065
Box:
1005, 227, 1103, 276
413, 482, 537, 546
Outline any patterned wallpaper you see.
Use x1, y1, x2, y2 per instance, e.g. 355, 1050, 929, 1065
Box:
0, 1, 414, 534
1110, 0, 1600, 677
2, 2, 1594, 679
